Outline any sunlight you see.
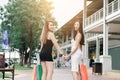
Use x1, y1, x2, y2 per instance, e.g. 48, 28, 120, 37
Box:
47, 0, 83, 28
48, 0, 92, 28
0, 0, 92, 28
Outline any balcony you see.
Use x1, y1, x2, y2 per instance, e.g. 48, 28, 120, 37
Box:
85, 0, 120, 28
107, 0, 120, 15
87, 33, 100, 39
85, 8, 103, 27
87, 33, 103, 41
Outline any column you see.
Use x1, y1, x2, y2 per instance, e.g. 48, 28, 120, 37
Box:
83, 0, 87, 28
103, 0, 109, 55
106, 0, 109, 16
66, 32, 68, 42
100, 0, 112, 74
95, 37, 100, 62
62, 36, 64, 44
83, 0, 87, 54
71, 28, 74, 39
84, 33, 89, 67
83, 0, 89, 67
103, 24, 109, 56
100, 23, 111, 74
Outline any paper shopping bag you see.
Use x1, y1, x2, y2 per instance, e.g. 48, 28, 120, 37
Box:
32, 65, 37, 80
80, 64, 88, 80
37, 64, 42, 80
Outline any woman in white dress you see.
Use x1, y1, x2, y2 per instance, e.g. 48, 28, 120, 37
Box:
64, 20, 84, 80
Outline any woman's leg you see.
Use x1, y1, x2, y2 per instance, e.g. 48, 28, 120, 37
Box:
72, 65, 81, 80
41, 61, 47, 80
72, 72, 81, 80
46, 62, 54, 80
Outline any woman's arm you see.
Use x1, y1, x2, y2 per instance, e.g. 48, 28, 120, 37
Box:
49, 32, 63, 55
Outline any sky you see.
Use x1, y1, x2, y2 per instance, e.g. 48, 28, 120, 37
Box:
0, 0, 8, 6
0, 0, 85, 29
48, 0, 84, 29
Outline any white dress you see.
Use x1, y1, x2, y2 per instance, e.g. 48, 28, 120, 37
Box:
71, 39, 83, 72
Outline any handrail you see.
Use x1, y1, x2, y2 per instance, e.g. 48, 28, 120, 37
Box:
85, 8, 103, 27
85, 0, 120, 28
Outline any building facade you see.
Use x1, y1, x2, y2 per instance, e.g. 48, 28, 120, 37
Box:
58, 0, 120, 73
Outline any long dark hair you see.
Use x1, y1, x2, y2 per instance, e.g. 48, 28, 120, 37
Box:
74, 20, 84, 45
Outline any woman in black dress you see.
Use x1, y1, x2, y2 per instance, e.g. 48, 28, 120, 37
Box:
40, 21, 63, 80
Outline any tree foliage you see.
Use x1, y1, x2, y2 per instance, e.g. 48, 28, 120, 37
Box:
0, 0, 55, 67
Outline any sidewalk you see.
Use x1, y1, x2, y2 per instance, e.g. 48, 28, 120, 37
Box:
2, 67, 120, 80
15, 70, 32, 80
88, 68, 120, 80
53, 67, 120, 80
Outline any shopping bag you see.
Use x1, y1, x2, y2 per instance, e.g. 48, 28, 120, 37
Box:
32, 65, 37, 80
32, 45, 43, 80
37, 64, 42, 80
80, 64, 88, 80
32, 65, 42, 80
36, 48, 42, 80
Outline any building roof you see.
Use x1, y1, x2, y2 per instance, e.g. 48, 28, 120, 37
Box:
58, 0, 103, 35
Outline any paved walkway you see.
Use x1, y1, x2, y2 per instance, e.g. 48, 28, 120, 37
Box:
1, 67, 120, 80
53, 67, 120, 80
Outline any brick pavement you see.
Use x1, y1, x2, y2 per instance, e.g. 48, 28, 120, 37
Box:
1, 67, 120, 80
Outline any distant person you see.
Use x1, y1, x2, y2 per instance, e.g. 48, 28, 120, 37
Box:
64, 20, 84, 80
39, 21, 64, 80
89, 56, 95, 67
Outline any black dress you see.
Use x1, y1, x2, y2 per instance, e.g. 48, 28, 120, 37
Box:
40, 39, 53, 61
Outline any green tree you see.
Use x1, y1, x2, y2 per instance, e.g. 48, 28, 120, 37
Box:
0, 0, 55, 67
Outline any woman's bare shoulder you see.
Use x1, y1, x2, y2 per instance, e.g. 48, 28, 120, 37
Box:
48, 32, 54, 36
77, 33, 82, 37
48, 32, 54, 40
